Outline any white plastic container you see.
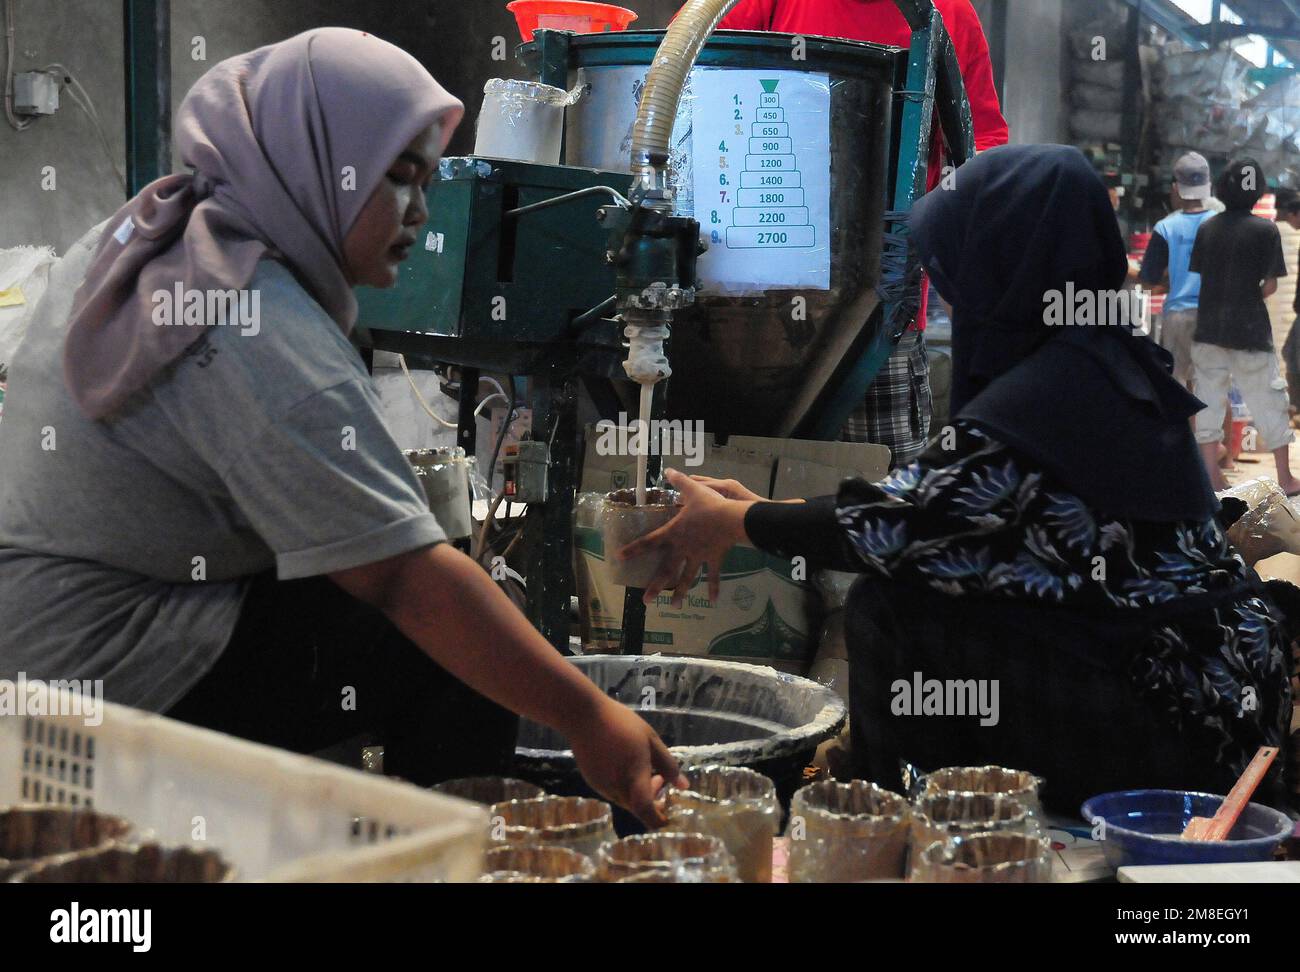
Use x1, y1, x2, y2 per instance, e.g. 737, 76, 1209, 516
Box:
474, 79, 568, 165
406, 447, 473, 540
0, 685, 487, 881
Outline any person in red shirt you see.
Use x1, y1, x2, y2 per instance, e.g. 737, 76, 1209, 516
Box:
712, 0, 1010, 463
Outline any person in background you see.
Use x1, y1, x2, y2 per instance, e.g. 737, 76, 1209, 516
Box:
617, 147, 1292, 810
1189, 159, 1298, 494
1139, 152, 1215, 390
1277, 191, 1300, 415
708, 0, 1010, 466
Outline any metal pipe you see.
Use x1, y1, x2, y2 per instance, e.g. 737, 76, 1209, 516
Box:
989, 0, 1008, 104
123, 0, 171, 197
505, 185, 630, 219
571, 295, 616, 329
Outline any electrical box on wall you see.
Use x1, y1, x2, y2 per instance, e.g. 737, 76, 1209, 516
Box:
501, 440, 549, 503
14, 72, 59, 116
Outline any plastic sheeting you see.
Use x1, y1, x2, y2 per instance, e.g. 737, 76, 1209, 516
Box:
1153, 48, 1300, 190
0, 244, 58, 386
1218, 477, 1300, 566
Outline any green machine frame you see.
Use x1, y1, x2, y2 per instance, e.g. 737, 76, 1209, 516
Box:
362, 158, 629, 650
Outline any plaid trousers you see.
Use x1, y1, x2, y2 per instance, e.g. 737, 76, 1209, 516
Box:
842, 327, 933, 468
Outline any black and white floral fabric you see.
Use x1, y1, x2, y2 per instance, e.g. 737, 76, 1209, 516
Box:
835, 423, 1290, 774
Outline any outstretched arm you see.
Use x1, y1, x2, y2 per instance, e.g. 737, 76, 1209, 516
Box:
331, 544, 686, 826
619, 426, 1025, 603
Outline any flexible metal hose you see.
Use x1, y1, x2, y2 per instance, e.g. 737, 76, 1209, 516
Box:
627, 0, 741, 195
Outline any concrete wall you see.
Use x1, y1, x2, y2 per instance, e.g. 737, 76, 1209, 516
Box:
1, 0, 129, 251
1004, 0, 1068, 145
971, 0, 1069, 146
1, 0, 682, 252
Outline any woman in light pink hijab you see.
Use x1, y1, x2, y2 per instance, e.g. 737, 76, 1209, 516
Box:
65, 27, 462, 418
24, 28, 681, 824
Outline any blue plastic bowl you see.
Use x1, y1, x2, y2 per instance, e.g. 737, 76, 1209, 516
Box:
1080, 789, 1294, 871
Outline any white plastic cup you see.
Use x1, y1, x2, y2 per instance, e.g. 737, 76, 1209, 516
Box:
600, 487, 681, 589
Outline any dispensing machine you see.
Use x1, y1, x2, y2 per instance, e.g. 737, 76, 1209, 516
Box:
357, 0, 975, 653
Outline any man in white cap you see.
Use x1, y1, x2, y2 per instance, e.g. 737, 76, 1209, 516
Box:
1139, 152, 1216, 389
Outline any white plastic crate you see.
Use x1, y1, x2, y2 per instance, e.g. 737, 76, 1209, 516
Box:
0, 685, 487, 881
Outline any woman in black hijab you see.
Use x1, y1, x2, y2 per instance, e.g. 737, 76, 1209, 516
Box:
621, 146, 1292, 810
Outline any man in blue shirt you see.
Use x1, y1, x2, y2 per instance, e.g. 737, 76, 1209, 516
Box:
1140, 152, 1216, 389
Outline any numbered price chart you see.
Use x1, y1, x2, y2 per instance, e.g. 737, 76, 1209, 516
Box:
732, 79, 814, 250
692, 68, 831, 292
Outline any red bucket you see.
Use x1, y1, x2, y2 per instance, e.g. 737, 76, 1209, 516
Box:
507, 1, 638, 42
1230, 417, 1250, 459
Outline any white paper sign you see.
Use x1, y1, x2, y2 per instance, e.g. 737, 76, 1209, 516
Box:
691, 68, 831, 293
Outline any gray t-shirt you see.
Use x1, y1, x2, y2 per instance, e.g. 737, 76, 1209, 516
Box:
0, 223, 445, 711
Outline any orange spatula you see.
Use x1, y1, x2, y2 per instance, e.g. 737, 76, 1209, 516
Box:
1181, 746, 1279, 841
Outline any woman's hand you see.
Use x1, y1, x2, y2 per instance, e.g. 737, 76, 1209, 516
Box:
687, 475, 764, 503
567, 697, 687, 829
617, 467, 755, 606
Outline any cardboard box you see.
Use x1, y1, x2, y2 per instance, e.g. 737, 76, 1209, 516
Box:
575, 428, 889, 672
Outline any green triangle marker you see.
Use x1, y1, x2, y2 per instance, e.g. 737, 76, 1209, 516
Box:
760, 79, 779, 93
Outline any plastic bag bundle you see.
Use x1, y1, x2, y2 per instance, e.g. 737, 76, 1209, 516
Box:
1150, 48, 1300, 188
1071, 81, 1124, 112
909, 792, 1041, 876
1218, 478, 1300, 566
479, 844, 595, 883
489, 796, 616, 860
662, 765, 780, 883
913, 765, 1044, 816
787, 780, 911, 883
0, 245, 58, 384
596, 832, 738, 883
910, 832, 1053, 884
1069, 22, 1129, 65
1071, 109, 1123, 143
1073, 59, 1125, 90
